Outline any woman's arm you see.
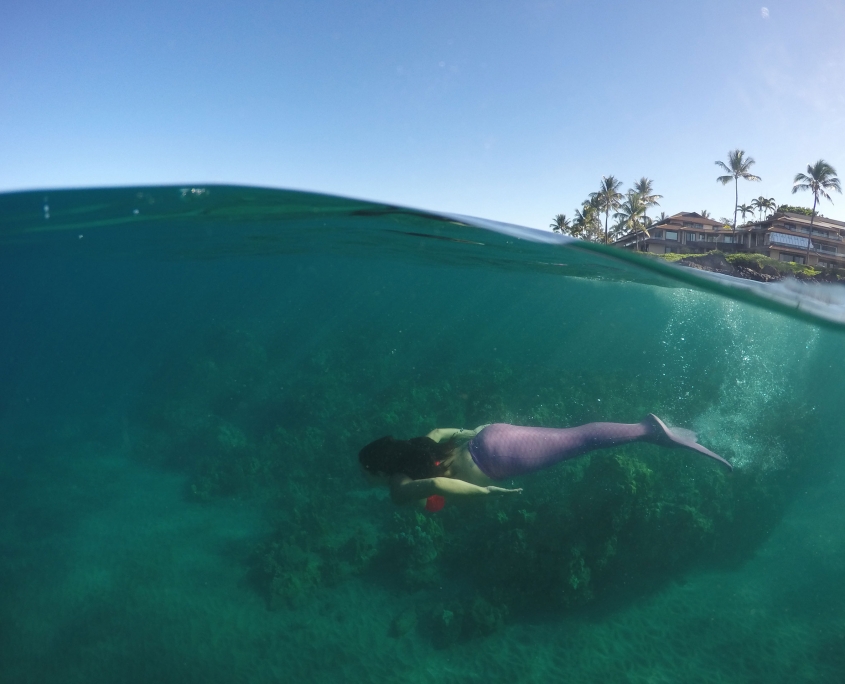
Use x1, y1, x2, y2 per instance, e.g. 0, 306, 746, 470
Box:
389, 475, 521, 505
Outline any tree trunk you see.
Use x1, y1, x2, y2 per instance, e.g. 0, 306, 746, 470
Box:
805, 194, 818, 264
733, 178, 738, 231
641, 212, 648, 251
605, 211, 609, 244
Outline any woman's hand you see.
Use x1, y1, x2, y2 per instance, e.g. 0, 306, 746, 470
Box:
486, 486, 522, 495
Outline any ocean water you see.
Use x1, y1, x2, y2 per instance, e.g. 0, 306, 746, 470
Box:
1, 185, 843, 683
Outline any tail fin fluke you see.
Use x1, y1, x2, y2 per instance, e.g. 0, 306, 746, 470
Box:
645, 414, 733, 471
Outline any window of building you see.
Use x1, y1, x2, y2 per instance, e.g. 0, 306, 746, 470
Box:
784, 223, 797, 231
653, 230, 663, 238
665, 230, 678, 241
770, 232, 810, 249
778, 253, 805, 264
817, 243, 837, 253
664, 246, 673, 254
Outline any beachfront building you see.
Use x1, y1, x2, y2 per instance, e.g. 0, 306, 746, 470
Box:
613, 212, 738, 254
613, 211, 845, 268
742, 212, 845, 268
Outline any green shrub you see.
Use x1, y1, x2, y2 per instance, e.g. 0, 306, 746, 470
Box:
648, 250, 820, 277
725, 252, 819, 276
777, 205, 818, 217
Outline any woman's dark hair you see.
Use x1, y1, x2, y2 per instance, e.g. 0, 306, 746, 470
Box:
358, 435, 452, 480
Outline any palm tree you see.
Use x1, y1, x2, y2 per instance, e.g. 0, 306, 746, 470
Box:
751, 196, 777, 221
631, 177, 662, 226
655, 211, 668, 222
700, 210, 712, 219
792, 160, 842, 262
763, 197, 777, 217
573, 199, 603, 242
716, 150, 762, 230
614, 191, 647, 249
550, 214, 571, 234
590, 176, 624, 244
570, 205, 586, 240
738, 203, 755, 224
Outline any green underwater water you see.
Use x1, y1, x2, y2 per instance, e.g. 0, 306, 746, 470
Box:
0, 185, 844, 683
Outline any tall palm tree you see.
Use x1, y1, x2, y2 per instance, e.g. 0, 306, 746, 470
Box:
590, 176, 624, 244
716, 150, 762, 230
751, 196, 777, 221
573, 199, 603, 242
700, 210, 712, 219
550, 214, 571, 234
738, 203, 755, 224
792, 160, 842, 262
614, 191, 647, 249
572, 208, 588, 240
631, 177, 662, 227
763, 197, 777, 217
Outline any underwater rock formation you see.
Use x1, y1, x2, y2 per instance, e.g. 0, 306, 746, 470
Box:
133, 323, 821, 635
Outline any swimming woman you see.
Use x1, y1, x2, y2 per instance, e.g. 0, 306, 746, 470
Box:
359, 415, 731, 509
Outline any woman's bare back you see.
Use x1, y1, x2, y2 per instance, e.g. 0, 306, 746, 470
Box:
439, 441, 493, 487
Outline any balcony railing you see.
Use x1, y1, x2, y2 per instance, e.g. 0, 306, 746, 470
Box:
777, 226, 843, 241
765, 242, 845, 260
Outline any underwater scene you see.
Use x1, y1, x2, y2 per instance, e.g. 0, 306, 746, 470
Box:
1, 185, 844, 683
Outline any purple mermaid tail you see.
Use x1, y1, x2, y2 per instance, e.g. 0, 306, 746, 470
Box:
467, 414, 732, 481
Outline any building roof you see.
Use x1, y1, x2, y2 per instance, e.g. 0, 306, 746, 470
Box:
659, 212, 725, 228
748, 212, 845, 233
777, 212, 845, 229
610, 210, 732, 244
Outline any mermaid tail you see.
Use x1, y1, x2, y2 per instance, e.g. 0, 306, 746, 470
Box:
468, 415, 732, 480
643, 414, 732, 471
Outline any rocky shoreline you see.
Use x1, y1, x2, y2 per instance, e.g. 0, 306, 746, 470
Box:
671, 252, 844, 284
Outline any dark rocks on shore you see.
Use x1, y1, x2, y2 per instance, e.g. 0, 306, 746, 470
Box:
675, 253, 844, 284
678, 254, 777, 282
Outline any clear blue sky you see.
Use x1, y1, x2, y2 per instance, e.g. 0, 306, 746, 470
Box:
3, 1, 844, 228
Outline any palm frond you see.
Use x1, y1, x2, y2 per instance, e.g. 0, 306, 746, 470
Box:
792, 160, 842, 200
549, 213, 571, 232
716, 150, 760, 181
